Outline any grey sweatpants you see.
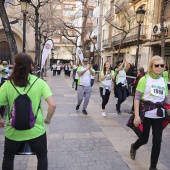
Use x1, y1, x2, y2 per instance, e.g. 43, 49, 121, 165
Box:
77, 85, 92, 110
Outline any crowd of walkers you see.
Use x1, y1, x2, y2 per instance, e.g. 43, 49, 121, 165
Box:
0, 53, 170, 170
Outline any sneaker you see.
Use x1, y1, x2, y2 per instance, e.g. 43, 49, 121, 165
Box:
82, 110, 88, 115
149, 168, 158, 170
76, 105, 80, 111
130, 143, 136, 160
102, 112, 106, 117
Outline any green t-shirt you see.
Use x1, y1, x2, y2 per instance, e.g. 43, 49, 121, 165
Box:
163, 71, 169, 83
0, 74, 52, 141
100, 70, 115, 87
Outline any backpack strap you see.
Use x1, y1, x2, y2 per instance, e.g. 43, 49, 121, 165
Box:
10, 78, 39, 94
35, 100, 41, 119
26, 78, 39, 94
10, 81, 25, 95
9, 78, 40, 118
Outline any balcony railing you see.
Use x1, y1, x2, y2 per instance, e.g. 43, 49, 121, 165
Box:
111, 25, 146, 46
102, 38, 112, 49
105, 8, 114, 21
115, 0, 129, 14
102, 39, 109, 48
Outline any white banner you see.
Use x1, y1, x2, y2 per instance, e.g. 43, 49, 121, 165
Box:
41, 39, 53, 70
76, 47, 84, 62
57, 60, 60, 65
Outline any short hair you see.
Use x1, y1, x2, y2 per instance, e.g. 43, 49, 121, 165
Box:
83, 58, 89, 62
116, 60, 122, 66
148, 55, 164, 73
138, 67, 144, 73
2, 61, 8, 65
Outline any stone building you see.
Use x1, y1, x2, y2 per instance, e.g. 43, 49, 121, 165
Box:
93, 0, 170, 74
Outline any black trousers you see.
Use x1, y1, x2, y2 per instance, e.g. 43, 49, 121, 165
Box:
100, 87, 111, 110
133, 117, 163, 168
0, 106, 6, 117
2, 133, 48, 170
75, 79, 78, 90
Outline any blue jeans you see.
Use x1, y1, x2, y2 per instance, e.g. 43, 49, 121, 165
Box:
91, 79, 94, 87
2, 132, 48, 170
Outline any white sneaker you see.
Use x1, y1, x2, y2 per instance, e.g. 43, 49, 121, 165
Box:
102, 112, 106, 117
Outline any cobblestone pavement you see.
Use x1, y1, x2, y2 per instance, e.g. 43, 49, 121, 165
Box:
0, 71, 170, 170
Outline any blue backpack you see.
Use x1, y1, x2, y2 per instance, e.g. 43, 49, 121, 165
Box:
8, 78, 40, 130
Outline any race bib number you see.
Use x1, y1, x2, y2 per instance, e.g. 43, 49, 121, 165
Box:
106, 74, 111, 81
151, 86, 165, 98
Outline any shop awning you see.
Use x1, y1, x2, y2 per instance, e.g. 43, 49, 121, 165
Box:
143, 39, 170, 46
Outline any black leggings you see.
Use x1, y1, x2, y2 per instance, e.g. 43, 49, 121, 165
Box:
2, 133, 48, 170
133, 117, 163, 168
100, 87, 110, 109
75, 79, 78, 90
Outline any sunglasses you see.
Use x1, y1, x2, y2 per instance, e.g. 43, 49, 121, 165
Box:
154, 64, 164, 68
3, 64, 7, 65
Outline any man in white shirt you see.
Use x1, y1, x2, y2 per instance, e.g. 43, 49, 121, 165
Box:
76, 58, 95, 115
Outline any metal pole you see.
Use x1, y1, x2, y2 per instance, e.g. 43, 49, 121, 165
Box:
134, 23, 141, 76
23, 12, 26, 53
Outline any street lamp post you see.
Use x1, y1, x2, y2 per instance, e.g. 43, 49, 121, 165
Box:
51, 48, 54, 65
20, 0, 30, 53
134, 7, 146, 76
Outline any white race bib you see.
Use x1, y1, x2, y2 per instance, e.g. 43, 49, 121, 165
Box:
150, 84, 165, 98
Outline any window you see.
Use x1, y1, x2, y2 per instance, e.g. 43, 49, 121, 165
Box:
165, 2, 170, 19
64, 5, 73, 9
0, 41, 11, 63
88, 10, 93, 18
54, 5, 61, 9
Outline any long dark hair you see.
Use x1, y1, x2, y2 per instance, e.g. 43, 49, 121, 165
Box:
103, 61, 111, 75
8, 53, 33, 87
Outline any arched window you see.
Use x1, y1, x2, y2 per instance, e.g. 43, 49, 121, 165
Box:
0, 41, 11, 64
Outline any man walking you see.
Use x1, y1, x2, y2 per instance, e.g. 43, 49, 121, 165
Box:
76, 58, 95, 115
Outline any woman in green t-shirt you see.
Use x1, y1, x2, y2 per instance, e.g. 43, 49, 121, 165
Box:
130, 56, 170, 170
0, 53, 56, 170
100, 61, 115, 117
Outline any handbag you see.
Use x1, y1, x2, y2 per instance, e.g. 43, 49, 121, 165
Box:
164, 103, 170, 120
16, 141, 35, 155
126, 87, 131, 97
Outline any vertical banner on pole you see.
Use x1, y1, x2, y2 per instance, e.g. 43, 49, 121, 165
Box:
41, 39, 54, 70
76, 47, 84, 63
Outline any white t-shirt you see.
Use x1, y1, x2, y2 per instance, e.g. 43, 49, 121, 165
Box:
77, 66, 94, 86
100, 70, 115, 88
57, 66, 61, 70
116, 69, 127, 86
137, 75, 167, 119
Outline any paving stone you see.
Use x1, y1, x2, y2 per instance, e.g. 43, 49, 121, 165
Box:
0, 71, 169, 170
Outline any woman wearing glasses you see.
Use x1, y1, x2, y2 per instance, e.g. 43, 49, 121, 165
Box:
130, 56, 170, 170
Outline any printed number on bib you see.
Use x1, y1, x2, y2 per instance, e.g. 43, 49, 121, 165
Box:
151, 87, 165, 98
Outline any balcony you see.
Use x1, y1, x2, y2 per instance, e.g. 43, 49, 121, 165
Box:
115, 0, 129, 14
105, 8, 114, 21
102, 38, 112, 49
111, 25, 146, 46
